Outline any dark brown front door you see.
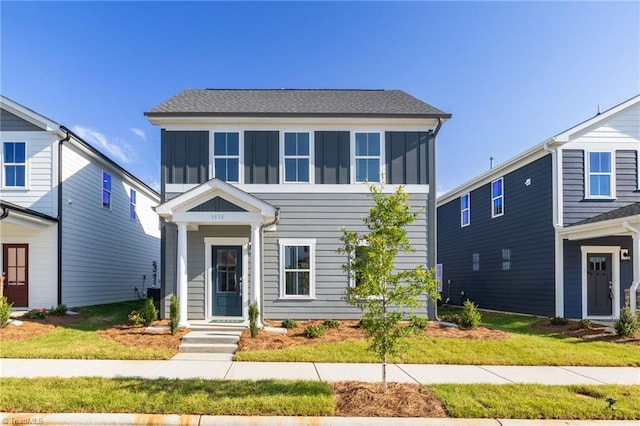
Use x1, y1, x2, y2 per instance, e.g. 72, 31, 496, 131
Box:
3, 244, 29, 307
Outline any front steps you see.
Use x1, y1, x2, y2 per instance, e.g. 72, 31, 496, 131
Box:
177, 325, 244, 361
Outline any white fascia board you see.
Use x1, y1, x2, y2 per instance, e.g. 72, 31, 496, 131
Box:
559, 215, 640, 240
0, 212, 56, 229
0, 96, 62, 133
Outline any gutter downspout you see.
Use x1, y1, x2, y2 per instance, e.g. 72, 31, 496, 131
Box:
57, 128, 71, 305
258, 208, 280, 327
622, 220, 640, 314
428, 118, 443, 320
543, 141, 564, 317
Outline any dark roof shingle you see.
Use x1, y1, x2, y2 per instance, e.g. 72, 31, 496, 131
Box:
145, 89, 450, 118
569, 202, 640, 227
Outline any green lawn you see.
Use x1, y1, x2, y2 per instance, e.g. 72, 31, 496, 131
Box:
1, 378, 638, 420
0, 301, 174, 360
235, 308, 640, 366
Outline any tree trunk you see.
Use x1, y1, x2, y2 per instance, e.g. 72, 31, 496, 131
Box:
382, 354, 387, 394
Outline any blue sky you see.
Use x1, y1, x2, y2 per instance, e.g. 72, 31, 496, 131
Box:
2, 1, 638, 194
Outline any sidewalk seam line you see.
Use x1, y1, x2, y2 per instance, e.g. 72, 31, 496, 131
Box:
558, 366, 606, 384
394, 364, 420, 384
223, 360, 234, 380
312, 362, 321, 381
477, 366, 515, 384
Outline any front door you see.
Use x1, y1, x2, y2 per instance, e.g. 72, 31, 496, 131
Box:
2, 244, 29, 307
212, 246, 242, 316
586, 253, 613, 317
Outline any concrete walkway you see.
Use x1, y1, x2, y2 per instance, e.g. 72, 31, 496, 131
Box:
1, 358, 638, 385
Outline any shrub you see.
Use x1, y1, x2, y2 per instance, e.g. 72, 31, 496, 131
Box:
23, 308, 47, 320
128, 310, 143, 325
550, 316, 568, 326
614, 305, 640, 338
358, 318, 373, 329
281, 319, 298, 329
249, 302, 259, 338
578, 318, 592, 329
50, 304, 67, 316
440, 313, 461, 325
303, 324, 325, 338
460, 300, 481, 329
169, 295, 179, 335
139, 297, 158, 327
408, 314, 428, 331
322, 319, 340, 329
0, 296, 12, 328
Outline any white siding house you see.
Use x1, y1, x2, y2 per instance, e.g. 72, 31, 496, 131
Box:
0, 95, 161, 309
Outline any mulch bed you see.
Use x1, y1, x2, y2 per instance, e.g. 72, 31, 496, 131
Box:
532, 319, 640, 345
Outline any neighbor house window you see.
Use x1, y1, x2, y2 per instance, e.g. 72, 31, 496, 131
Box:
3, 142, 26, 187
491, 177, 504, 218
502, 249, 511, 271
284, 132, 310, 183
102, 171, 111, 209
461, 193, 470, 227
587, 151, 614, 198
280, 239, 315, 298
355, 132, 381, 183
472, 253, 480, 271
213, 132, 240, 182
129, 189, 136, 220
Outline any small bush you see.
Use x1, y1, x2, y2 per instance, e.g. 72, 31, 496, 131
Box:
460, 300, 481, 329
303, 324, 325, 338
578, 318, 592, 329
23, 308, 47, 320
169, 295, 179, 335
128, 310, 143, 325
358, 318, 373, 329
322, 319, 340, 329
0, 296, 12, 328
550, 316, 568, 326
408, 314, 428, 331
249, 302, 259, 338
139, 297, 158, 327
281, 319, 298, 329
614, 305, 640, 338
440, 313, 461, 325
50, 304, 67, 316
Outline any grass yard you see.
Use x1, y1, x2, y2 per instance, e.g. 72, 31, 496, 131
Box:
1, 378, 638, 420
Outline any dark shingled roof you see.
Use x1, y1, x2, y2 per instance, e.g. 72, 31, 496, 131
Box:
145, 89, 450, 118
569, 202, 640, 227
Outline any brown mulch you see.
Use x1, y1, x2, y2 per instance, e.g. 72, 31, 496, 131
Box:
332, 381, 448, 417
532, 319, 640, 345
98, 320, 188, 351
0, 313, 86, 341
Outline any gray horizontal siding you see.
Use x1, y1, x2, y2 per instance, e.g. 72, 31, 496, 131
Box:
0, 108, 43, 131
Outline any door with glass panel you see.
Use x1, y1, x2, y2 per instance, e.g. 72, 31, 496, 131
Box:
2, 244, 29, 307
212, 246, 242, 316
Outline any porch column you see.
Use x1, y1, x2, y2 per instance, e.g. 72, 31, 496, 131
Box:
624, 221, 640, 314
251, 223, 262, 325
176, 222, 190, 328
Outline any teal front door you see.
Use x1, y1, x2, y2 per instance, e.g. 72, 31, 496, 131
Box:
212, 246, 242, 316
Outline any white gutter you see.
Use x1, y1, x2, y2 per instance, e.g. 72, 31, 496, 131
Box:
622, 220, 640, 314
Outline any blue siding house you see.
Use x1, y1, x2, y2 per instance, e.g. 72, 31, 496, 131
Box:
438, 95, 640, 320
145, 89, 450, 327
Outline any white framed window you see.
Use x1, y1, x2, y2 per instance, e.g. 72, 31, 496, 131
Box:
129, 188, 137, 220
586, 151, 615, 198
2, 141, 27, 188
102, 171, 112, 209
283, 132, 311, 183
461, 193, 470, 227
279, 239, 315, 299
348, 241, 369, 288
213, 132, 240, 183
502, 249, 511, 271
472, 253, 480, 271
354, 132, 381, 183
491, 177, 504, 218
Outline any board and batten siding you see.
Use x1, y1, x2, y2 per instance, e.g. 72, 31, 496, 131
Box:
562, 150, 639, 226
437, 155, 556, 316
60, 143, 160, 307
161, 130, 209, 197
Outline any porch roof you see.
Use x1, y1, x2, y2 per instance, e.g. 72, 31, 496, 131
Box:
559, 203, 640, 240
0, 200, 58, 229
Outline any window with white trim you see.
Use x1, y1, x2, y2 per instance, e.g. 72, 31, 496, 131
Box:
102, 171, 111, 209
284, 132, 310, 183
280, 239, 315, 298
355, 132, 381, 183
502, 248, 511, 271
472, 253, 480, 271
213, 132, 240, 182
461, 193, 470, 227
491, 177, 504, 218
348, 241, 369, 288
129, 188, 137, 220
587, 151, 614, 198
3, 142, 26, 187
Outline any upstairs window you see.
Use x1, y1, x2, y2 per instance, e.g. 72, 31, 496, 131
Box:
355, 132, 381, 183
213, 132, 240, 182
491, 177, 504, 218
284, 132, 310, 183
102, 171, 112, 209
587, 151, 614, 198
3, 142, 26, 187
461, 193, 470, 227
280, 239, 315, 299
129, 188, 137, 220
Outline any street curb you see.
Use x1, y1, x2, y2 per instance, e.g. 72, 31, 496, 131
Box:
1, 414, 638, 426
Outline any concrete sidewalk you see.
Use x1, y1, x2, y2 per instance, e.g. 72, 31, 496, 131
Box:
1, 358, 638, 385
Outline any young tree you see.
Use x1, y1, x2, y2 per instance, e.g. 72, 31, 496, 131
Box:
338, 185, 439, 393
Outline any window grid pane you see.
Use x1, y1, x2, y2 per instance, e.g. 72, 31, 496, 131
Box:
4, 142, 27, 187
284, 133, 310, 183
102, 172, 111, 209
588, 152, 612, 197
491, 178, 504, 217
283, 244, 311, 296
355, 133, 380, 183
213, 133, 240, 182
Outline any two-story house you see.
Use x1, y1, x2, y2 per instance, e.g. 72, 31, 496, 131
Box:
437, 94, 639, 320
145, 89, 450, 327
0, 96, 161, 310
